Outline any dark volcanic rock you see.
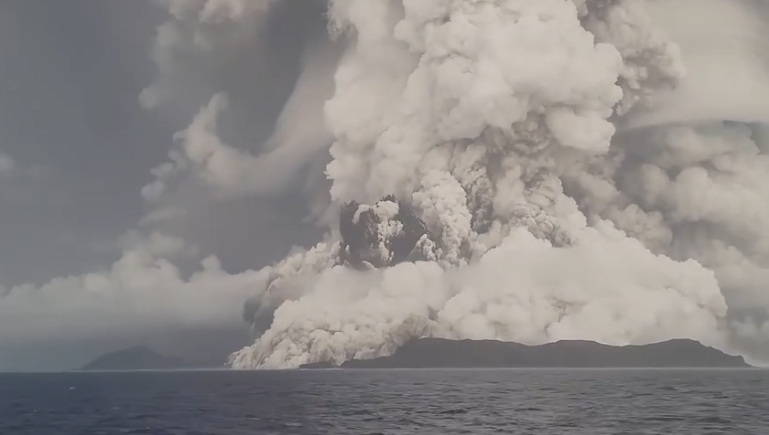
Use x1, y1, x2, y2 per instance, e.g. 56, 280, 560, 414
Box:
340, 195, 433, 269
302, 338, 750, 369
80, 346, 195, 371
299, 361, 338, 369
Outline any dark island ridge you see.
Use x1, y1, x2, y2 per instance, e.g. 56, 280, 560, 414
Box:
80, 338, 751, 371
299, 338, 751, 369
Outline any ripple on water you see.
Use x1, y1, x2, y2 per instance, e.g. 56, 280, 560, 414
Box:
0, 369, 767, 435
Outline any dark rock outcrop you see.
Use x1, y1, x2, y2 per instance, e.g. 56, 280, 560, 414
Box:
340, 195, 434, 269
243, 196, 435, 334
298, 361, 338, 369
298, 338, 751, 369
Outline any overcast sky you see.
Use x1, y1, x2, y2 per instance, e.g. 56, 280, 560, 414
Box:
0, 0, 328, 370
0, 1, 163, 285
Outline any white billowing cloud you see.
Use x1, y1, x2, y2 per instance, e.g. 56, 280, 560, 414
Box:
229, 0, 767, 369
140, 0, 282, 110
142, 34, 341, 202
0, 231, 268, 348
579, 0, 769, 351
141, 92, 268, 201
230, 224, 727, 369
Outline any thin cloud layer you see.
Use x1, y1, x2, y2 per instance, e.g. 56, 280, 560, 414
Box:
0, 232, 267, 347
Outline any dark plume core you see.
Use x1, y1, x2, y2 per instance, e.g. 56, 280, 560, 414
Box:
243, 196, 436, 333
340, 195, 435, 270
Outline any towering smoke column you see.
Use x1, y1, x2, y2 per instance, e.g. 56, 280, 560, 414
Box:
614, 0, 769, 356
225, 0, 769, 368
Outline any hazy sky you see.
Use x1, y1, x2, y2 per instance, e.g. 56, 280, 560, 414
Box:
0, 1, 164, 285
0, 0, 325, 370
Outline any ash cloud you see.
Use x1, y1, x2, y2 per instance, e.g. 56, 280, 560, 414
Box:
0, 231, 268, 370
226, 0, 769, 369
5, 0, 769, 370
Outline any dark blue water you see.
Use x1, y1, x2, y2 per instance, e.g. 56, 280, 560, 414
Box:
1, 369, 767, 434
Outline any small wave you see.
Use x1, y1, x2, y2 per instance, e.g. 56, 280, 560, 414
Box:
699, 416, 732, 425
438, 408, 468, 415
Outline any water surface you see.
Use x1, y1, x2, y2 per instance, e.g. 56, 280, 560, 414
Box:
1, 369, 766, 434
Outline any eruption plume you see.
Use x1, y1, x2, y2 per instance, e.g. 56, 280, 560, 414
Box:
136, 0, 769, 369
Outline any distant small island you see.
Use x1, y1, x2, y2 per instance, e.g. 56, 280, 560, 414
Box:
79, 346, 219, 371
299, 338, 750, 369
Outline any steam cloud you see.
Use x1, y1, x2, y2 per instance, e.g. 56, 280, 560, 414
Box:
138, 0, 769, 369
5, 0, 769, 369
0, 232, 264, 352
220, 0, 768, 368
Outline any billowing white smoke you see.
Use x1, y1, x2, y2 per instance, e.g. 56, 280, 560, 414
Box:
142, 33, 341, 202
95, 0, 769, 369
0, 232, 266, 348
221, 0, 769, 369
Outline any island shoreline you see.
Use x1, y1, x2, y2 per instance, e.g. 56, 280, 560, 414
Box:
298, 338, 751, 369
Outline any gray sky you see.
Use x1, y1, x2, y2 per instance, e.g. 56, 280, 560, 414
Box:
0, 0, 325, 370
0, 1, 167, 285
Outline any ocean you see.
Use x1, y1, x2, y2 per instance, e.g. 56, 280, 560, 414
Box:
1, 369, 766, 434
